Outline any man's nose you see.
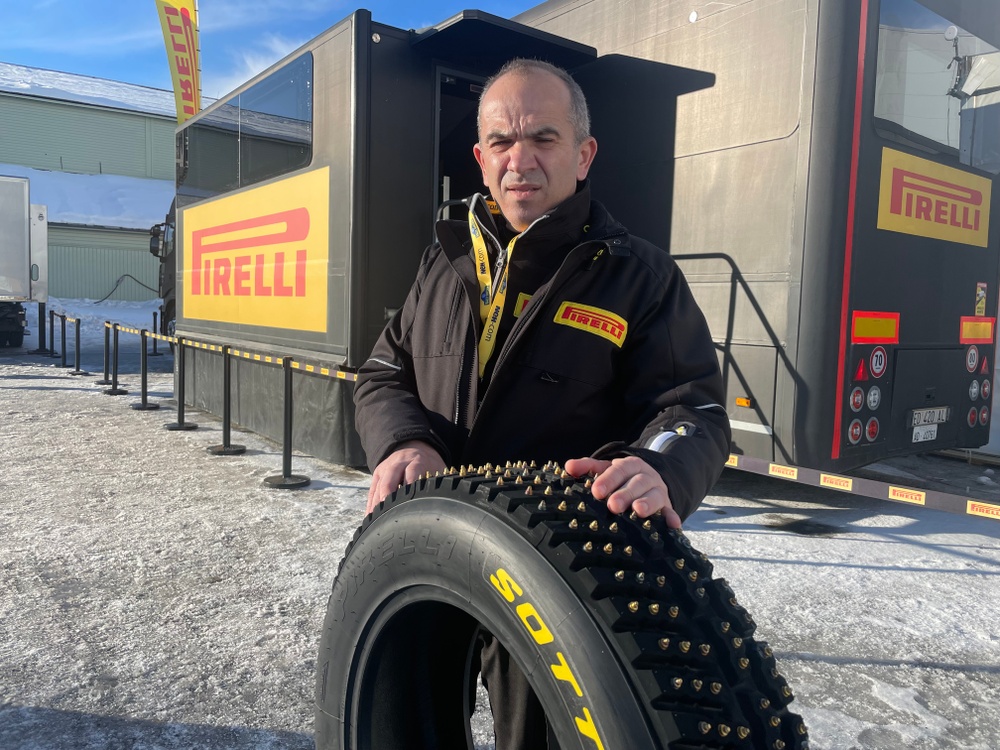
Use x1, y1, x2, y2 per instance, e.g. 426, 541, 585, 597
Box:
506, 140, 537, 173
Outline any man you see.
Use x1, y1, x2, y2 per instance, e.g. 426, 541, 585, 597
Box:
354, 58, 730, 748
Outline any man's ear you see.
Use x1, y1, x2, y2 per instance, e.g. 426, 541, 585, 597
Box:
473, 143, 489, 186
576, 137, 598, 181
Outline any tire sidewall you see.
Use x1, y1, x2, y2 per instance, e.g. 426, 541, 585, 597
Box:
316, 494, 658, 750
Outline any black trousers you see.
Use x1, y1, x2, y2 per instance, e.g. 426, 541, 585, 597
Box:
472, 629, 561, 750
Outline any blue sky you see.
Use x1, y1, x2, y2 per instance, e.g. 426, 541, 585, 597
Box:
1, 1, 541, 99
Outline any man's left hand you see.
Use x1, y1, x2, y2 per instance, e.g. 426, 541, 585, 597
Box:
564, 456, 681, 529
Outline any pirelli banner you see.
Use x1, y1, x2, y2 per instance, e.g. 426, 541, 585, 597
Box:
155, 0, 201, 124
877, 147, 992, 248
181, 168, 330, 332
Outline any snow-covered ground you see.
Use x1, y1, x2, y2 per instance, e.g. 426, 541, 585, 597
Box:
2, 300, 999, 750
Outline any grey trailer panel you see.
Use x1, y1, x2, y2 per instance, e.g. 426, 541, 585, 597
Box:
313, 17, 357, 360
0, 176, 30, 300
29, 204, 47, 303
517, 0, 806, 156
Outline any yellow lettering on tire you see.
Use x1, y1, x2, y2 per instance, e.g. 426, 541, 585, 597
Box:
516, 602, 554, 645
490, 568, 523, 603
575, 707, 606, 750
550, 651, 583, 697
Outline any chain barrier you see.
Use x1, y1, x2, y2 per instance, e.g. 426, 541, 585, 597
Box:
89, 320, 358, 490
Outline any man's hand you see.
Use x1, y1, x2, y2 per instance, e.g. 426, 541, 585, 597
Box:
367, 440, 446, 514
564, 456, 681, 529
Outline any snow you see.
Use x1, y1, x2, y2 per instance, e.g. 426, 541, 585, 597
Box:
0, 61, 177, 119
2, 299, 1000, 750
0, 163, 173, 230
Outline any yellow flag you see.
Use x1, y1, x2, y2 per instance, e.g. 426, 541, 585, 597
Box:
155, 0, 201, 124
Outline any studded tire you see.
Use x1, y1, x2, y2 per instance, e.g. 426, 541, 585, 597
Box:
315, 463, 809, 750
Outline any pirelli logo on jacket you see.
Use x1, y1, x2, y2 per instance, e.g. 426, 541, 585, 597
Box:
555, 302, 627, 347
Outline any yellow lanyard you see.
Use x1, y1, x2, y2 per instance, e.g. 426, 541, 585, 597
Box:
469, 205, 519, 378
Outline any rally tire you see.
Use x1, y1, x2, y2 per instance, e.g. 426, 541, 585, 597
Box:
315, 462, 809, 750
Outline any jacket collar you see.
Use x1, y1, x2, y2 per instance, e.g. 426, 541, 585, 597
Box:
435, 180, 633, 262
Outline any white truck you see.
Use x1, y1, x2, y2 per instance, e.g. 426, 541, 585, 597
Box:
0, 175, 47, 348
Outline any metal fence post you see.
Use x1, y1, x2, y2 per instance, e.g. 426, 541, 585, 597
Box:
48, 309, 59, 358
264, 357, 309, 489
68, 317, 89, 376
103, 324, 128, 395
95, 322, 112, 385
131, 329, 160, 411
150, 311, 163, 357
165, 337, 197, 431
29, 301, 47, 354
208, 345, 245, 455
59, 314, 69, 368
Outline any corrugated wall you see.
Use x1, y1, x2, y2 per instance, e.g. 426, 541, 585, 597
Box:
0, 94, 175, 180
48, 226, 159, 302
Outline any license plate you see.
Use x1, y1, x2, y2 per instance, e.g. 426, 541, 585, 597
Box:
911, 407, 950, 428
912, 424, 938, 443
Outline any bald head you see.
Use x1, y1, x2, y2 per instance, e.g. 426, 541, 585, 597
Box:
478, 58, 592, 147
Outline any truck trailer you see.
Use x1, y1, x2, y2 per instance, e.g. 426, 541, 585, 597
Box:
163, 0, 999, 494
0, 175, 48, 348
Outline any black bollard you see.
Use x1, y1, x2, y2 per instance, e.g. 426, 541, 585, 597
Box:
264, 357, 310, 489
48, 309, 59, 358
150, 311, 163, 357
68, 317, 89, 376
208, 346, 246, 455
30, 301, 47, 354
131, 329, 160, 411
95, 322, 112, 385
165, 338, 197, 431
103, 324, 128, 395
59, 314, 69, 368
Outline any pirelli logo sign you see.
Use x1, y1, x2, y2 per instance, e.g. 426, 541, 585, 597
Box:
967, 500, 1000, 520
820, 474, 853, 492
877, 148, 991, 247
888, 486, 926, 506
182, 168, 330, 331
554, 302, 627, 347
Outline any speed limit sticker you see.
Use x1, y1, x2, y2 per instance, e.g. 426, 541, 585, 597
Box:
870, 347, 887, 378
967, 345, 979, 373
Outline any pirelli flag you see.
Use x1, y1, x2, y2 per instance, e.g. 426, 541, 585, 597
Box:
155, 0, 201, 124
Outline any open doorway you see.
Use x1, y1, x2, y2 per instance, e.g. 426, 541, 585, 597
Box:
436, 69, 486, 220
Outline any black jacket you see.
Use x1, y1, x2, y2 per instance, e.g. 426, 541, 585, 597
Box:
354, 189, 731, 519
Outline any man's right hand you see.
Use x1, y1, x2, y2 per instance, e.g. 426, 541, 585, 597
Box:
367, 440, 446, 514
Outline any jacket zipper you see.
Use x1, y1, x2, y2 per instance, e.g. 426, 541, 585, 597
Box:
472, 230, 623, 429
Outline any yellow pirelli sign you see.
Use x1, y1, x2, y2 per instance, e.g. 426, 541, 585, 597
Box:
769, 463, 798, 481
967, 500, 1000, 520
182, 168, 330, 331
725, 454, 739, 467
888, 486, 926, 506
877, 148, 991, 247
820, 474, 853, 492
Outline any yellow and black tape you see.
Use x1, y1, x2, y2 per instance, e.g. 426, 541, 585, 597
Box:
104, 323, 359, 383
727, 453, 998, 522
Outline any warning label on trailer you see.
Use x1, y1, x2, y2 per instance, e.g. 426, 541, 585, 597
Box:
877, 148, 991, 248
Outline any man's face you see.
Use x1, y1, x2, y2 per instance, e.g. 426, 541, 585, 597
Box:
474, 70, 598, 232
